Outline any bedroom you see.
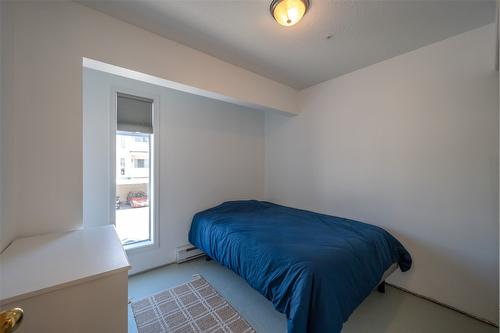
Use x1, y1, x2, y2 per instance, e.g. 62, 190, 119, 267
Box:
0, 1, 498, 333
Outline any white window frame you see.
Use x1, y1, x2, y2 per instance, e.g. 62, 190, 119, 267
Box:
110, 87, 160, 253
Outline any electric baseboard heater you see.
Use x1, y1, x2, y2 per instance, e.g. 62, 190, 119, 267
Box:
175, 244, 205, 263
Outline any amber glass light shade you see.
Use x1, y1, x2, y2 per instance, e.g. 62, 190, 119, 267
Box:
271, 0, 308, 27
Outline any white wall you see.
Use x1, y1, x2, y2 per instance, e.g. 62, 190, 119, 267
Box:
0, 1, 6, 252
1, 1, 296, 245
84, 68, 265, 273
0, 1, 12, 253
265, 24, 499, 323
497, 0, 500, 320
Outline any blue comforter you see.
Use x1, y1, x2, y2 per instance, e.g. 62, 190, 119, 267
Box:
189, 200, 411, 333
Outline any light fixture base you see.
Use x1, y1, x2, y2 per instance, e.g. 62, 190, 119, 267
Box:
270, 0, 310, 27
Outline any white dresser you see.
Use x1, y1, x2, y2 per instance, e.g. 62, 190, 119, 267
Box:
0, 225, 130, 333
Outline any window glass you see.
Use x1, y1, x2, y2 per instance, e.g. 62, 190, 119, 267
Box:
115, 132, 152, 246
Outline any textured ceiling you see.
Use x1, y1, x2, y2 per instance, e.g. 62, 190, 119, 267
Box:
78, 0, 496, 89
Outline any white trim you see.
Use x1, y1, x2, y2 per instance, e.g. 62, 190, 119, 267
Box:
110, 86, 161, 253
110, 89, 117, 227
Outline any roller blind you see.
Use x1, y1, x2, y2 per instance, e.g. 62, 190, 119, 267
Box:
117, 93, 153, 134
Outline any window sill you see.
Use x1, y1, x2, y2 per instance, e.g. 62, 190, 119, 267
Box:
123, 239, 156, 253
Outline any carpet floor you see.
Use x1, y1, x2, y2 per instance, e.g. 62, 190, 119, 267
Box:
128, 258, 497, 333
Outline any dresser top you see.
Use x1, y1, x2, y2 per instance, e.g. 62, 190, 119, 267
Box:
0, 225, 130, 305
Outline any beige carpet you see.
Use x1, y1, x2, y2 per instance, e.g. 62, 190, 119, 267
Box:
131, 274, 256, 333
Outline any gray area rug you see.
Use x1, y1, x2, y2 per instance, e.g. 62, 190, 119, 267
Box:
131, 274, 256, 333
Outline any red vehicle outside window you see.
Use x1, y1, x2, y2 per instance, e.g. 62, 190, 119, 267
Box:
127, 191, 148, 208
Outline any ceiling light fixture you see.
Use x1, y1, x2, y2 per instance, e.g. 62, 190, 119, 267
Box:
270, 0, 309, 27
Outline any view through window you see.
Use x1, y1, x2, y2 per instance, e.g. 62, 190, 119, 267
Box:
115, 132, 152, 246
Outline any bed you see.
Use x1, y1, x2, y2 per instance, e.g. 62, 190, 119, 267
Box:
188, 200, 412, 333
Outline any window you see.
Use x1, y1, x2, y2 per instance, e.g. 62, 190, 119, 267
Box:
134, 158, 149, 168
114, 93, 155, 249
120, 158, 126, 175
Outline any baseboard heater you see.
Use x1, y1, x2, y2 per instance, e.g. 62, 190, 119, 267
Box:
176, 244, 205, 263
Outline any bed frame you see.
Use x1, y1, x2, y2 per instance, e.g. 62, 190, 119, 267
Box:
377, 263, 398, 293
208, 255, 396, 294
